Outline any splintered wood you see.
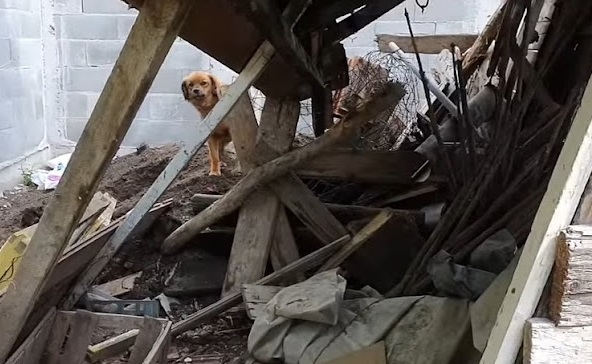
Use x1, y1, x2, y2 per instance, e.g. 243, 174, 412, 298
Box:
550, 226, 592, 327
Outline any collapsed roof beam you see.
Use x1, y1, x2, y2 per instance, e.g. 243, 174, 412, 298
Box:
324, 0, 406, 46
239, 0, 325, 86
297, 0, 367, 34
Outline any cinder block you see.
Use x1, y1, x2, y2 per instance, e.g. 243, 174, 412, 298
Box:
413, 0, 470, 22
0, 10, 40, 38
0, 69, 30, 98
162, 42, 206, 70
122, 120, 199, 147
65, 117, 87, 141
82, 0, 135, 15
9, 39, 43, 68
0, 38, 11, 67
54, 0, 82, 14
86, 40, 124, 66
0, 100, 14, 130
58, 14, 118, 40
0, 0, 37, 12
150, 69, 187, 94
64, 67, 110, 92
180, 101, 197, 120
377, 0, 416, 22
342, 23, 376, 48
116, 15, 136, 39
58, 40, 86, 66
66, 93, 88, 118
344, 46, 376, 58
435, 21, 472, 35
374, 20, 436, 36
147, 94, 183, 120
0, 127, 23, 162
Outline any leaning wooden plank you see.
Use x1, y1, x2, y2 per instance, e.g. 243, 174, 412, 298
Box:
95, 236, 350, 352
223, 97, 300, 295
44, 311, 74, 364
59, 310, 168, 332
87, 329, 140, 363
63, 40, 276, 311
142, 321, 173, 364
59, 310, 100, 364
524, 318, 592, 364
549, 225, 592, 326
5, 308, 56, 364
377, 34, 478, 54
128, 317, 163, 364
0, 0, 193, 359
479, 72, 592, 364
296, 148, 428, 184
317, 209, 394, 272
162, 82, 405, 254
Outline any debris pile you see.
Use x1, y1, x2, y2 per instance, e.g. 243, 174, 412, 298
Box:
4, 0, 592, 363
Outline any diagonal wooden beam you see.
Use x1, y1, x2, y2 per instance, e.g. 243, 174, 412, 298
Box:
296, 0, 367, 34
61, 42, 276, 309
234, 0, 324, 86
0, 0, 194, 360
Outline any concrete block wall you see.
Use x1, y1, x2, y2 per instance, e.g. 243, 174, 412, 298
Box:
0, 0, 47, 166
54, 0, 500, 147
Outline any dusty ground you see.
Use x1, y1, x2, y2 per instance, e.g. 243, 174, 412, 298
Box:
0, 144, 249, 363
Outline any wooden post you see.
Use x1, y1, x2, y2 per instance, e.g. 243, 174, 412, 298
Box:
0, 0, 193, 360
222, 97, 301, 295
479, 72, 592, 363
62, 41, 276, 310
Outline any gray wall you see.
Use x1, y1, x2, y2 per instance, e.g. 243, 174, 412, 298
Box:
0, 0, 500, 186
54, 0, 499, 147
0, 0, 47, 166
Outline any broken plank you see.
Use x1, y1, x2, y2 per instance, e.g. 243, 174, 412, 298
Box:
87, 329, 140, 363
377, 34, 478, 54
142, 321, 173, 364
241, 284, 283, 320
223, 97, 300, 295
550, 225, 592, 326
128, 317, 163, 364
59, 310, 100, 364
94, 272, 142, 298
480, 64, 592, 364
163, 83, 405, 254
6, 308, 56, 364
317, 209, 394, 272
297, 148, 428, 184
63, 40, 276, 310
524, 318, 592, 364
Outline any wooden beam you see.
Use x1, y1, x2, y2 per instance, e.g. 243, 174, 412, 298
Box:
479, 71, 592, 364
234, 0, 324, 85
87, 329, 140, 363
128, 317, 162, 364
5, 308, 56, 364
0, 1, 193, 360
62, 41, 276, 310
222, 97, 301, 295
324, 0, 405, 46
377, 34, 478, 54
296, 0, 366, 33
524, 318, 592, 364
162, 83, 405, 254
297, 148, 428, 184
550, 225, 592, 326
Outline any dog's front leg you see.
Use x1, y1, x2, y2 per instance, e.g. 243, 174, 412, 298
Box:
207, 138, 222, 176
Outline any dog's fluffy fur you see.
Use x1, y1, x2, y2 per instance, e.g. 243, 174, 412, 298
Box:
182, 71, 231, 176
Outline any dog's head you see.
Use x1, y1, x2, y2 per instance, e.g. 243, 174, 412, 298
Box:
181, 71, 224, 114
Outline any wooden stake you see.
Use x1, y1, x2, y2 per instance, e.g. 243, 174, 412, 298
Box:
480, 72, 592, 364
62, 41, 276, 310
162, 83, 405, 254
0, 0, 193, 360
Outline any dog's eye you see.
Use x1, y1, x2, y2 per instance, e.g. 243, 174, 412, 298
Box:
187, 82, 193, 87
201, 81, 208, 86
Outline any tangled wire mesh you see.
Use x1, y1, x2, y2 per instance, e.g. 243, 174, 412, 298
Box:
250, 50, 422, 150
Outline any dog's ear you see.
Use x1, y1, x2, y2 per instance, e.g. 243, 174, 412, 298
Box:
209, 74, 224, 99
181, 80, 189, 100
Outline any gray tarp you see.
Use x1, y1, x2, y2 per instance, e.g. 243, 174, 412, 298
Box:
248, 270, 470, 364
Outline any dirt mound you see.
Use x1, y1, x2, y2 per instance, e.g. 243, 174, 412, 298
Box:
0, 144, 242, 244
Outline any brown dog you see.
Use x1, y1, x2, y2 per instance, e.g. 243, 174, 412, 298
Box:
182, 71, 231, 176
